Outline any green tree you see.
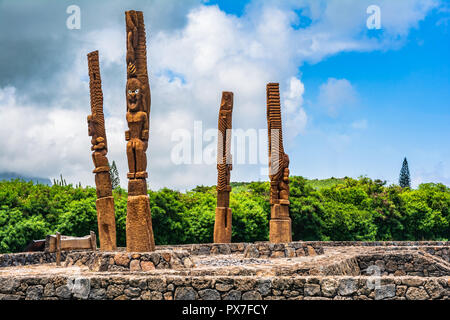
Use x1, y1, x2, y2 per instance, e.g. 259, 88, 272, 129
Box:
0, 206, 49, 252
399, 157, 411, 188
149, 188, 188, 245
182, 187, 216, 243
55, 198, 97, 236
321, 201, 377, 241
109, 161, 120, 189
289, 176, 326, 241
0, 176, 449, 253
230, 192, 269, 242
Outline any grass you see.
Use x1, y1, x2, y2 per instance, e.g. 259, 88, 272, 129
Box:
305, 177, 346, 190
230, 177, 347, 193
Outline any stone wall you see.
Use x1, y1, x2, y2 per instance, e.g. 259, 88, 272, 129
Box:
1, 241, 449, 300
0, 275, 448, 300
189, 243, 246, 255
167, 241, 448, 257
319, 258, 361, 276
243, 242, 324, 259
65, 250, 194, 272
1, 241, 447, 268
357, 252, 450, 277
422, 247, 449, 263
302, 241, 450, 247
0, 251, 69, 268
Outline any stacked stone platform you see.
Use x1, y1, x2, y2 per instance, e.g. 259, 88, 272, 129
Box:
1, 241, 449, 300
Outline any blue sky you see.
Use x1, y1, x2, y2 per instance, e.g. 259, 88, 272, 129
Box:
0, 0, 448, 189
207, 0, 450, 187
303, 5, 450, 186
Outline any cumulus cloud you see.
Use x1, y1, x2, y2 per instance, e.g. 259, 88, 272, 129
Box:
282, 77, 307, 140
327, 133, 352, 153
318, 78, 358, 116
0, 86, 90, 182
380, 0, 440, 36
413, 161, 450, 188
0, 0, 441, 190
351, 119, 368, 130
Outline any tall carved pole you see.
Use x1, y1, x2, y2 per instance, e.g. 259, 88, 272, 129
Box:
87, 50, 117, 251
124, 10, 155, 252
267, 83, 292, 243
214, 92, 233, 243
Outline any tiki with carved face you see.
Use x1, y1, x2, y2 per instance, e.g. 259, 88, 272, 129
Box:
87, 116, 106, 152
125, 77, 149, 179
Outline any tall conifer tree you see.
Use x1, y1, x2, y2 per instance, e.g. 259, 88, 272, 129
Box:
109, 161, 120, 189
399, 157, 411, 188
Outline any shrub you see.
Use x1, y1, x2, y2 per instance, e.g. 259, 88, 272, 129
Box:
0, 176, 448, 253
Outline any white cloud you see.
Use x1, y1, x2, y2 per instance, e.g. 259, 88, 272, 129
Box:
282, 77, 307, 140
380, 0, 439, 36
327, 133, 351, 153
0, 0, 441, 190
0, 86, 15, 106
351, 119, 368, 130
413, 161, 450, 188
318, 78, 358, 116
284, 77, 305, 114
81, 29, 125, 67
0, 86, 91, 184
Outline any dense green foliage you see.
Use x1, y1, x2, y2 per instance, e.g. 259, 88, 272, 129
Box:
0, 176, 448, 253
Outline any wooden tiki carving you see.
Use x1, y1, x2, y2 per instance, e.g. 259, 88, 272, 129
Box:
266, 83, 292, 243
124, 10, 155, 252
87, 50, 117, 251
214, 92, 233, 243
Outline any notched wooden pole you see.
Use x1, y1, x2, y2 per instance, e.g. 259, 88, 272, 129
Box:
56, 232, 61, 266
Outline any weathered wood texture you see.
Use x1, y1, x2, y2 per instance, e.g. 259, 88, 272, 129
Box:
125, 10, 155, 252
87, 50, 117, 251
214, 92, 233, 243
45, 232, 97, 253
266, 83, 292, 243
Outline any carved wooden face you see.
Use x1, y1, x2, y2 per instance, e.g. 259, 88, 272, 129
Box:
126, 78, 143, 112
